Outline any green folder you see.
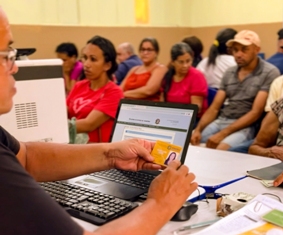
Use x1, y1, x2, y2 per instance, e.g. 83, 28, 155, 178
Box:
262, 209, 283, 228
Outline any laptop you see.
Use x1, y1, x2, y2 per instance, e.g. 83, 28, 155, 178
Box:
65, 99, 198, 201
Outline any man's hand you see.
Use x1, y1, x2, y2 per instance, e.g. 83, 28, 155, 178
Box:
107, 139, 161, 171
268, 146, 283, 161
147, 160, 198, 215
206, 132, 226, 149
191, 130, 202, 145
274, 172, 283, 187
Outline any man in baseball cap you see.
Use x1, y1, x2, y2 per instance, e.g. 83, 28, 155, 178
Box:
226, 30, 261, 68
267, 28, 283, 74
226, 30, 260, 48
191, 29, 280, 152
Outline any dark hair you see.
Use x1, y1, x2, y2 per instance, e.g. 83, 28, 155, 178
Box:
139, 37, 160, 54
55, 42, 78, 58
278, 29, 283, 40
162, 42, 193, 101
86, 35, 118, 80
207, 28, 237, 66
170, 42, 194, 60
182, 36, 203, 67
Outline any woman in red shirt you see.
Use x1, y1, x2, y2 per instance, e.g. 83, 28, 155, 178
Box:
161, 42, 208, 119
120, 37, 167, 101
67, 36, 123, 143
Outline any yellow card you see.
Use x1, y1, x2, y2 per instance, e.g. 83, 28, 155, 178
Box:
151, 140, 182, 166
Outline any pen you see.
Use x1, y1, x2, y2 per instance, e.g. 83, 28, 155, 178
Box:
174, 218, 221, 233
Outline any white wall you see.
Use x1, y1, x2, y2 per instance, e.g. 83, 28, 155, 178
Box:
0, 0, 191, 26
190, 0, 283, 27
1, 0, 282, 27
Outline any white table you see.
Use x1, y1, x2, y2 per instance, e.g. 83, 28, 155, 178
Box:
216, 177, 283, 200
73, 147, 281, 234
157, 199, 218, 235
73, 199, 219, 235
185, 146, 280, 186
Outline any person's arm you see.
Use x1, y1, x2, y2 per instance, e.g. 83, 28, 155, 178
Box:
190, 90, 226, 145
86, 161, 198, 235
123, 66, 168, 99
248, 111, 279, 156
189, 70, 207, 113
191, 96, 203, 113
206, 90, 268, 148
76, 110, 110, 133
120, 66, 138, 90
64, 63, 75, 93
221, 91, 268, 135
195, 90, 226, 132
64, 73, 72, 93
16, 139, 161, 182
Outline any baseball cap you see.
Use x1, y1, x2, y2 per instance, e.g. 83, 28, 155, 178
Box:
226, 30, 260, 47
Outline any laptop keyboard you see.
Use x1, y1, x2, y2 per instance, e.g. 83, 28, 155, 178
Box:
90, 169, 156, 190
40, 181, 138, 225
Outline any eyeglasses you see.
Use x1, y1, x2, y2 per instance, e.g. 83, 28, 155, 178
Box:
140, 48, 155, 53
0, 48, 17, 71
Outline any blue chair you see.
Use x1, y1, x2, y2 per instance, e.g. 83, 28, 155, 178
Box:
207, 87, 217, 106
258, 52, 265, 59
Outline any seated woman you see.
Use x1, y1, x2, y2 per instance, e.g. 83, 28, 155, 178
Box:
161, 42, 208, 121
196, 28, 237, 89
67, 36, 124, 143
55, 42, 83, 94
120, 37, 167, 101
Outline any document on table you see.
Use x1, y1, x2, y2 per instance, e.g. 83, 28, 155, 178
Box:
194, 194, 283, 235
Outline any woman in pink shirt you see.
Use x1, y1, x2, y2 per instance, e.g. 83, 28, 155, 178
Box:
56, 42, 83, 94
161, 42, 208, 119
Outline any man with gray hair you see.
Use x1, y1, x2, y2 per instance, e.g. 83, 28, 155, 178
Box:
115, 42, 142, 85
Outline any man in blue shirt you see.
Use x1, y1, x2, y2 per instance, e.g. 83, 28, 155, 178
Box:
115, 42, 142, 85
267, 29, 283, 74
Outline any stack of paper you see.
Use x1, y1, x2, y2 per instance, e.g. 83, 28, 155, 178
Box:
194, 194, 283, 235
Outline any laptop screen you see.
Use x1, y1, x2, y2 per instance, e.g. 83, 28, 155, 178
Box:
110, 100, 198, 164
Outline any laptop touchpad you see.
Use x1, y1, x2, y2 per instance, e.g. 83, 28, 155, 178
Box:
95, 182, 146, 201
